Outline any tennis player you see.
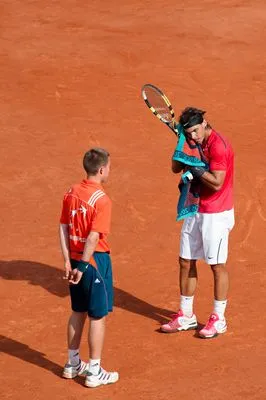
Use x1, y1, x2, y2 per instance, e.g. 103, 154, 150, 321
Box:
161, 107, 235, 339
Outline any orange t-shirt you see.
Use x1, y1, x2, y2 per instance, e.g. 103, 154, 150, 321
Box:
60, 179, 112, 261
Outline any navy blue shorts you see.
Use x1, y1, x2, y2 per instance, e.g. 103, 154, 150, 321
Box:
69, 252, 113, 319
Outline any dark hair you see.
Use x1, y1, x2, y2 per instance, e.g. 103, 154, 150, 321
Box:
83, 148, 110, 176
179, 107, 207, 129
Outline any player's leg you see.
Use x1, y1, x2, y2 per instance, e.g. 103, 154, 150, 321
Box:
199, 210, 234, 339
198, 263, 229, 339
212, 262, 229, 301
179, 257, 198, 315
160, 215, 203, 333
85, 253, 118, 388
179, 257, 198, 297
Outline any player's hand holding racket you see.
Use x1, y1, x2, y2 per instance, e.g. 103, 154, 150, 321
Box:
141, 84, 180, 136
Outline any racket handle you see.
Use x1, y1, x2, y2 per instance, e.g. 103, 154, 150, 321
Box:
167, 121, 178, 136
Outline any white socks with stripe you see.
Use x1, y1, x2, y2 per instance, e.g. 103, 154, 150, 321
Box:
180, 295, 194, 317
89, 359, 101, 375
68, 349, 80, 366
213, 299, 227, 319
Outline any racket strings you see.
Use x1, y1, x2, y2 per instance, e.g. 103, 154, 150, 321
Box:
144, 87, 173, 123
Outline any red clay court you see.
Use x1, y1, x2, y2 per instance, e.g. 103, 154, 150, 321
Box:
0, 1, 265, 399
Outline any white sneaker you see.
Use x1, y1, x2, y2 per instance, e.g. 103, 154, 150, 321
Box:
62, 360, 88, 379
85, 367, 119, 388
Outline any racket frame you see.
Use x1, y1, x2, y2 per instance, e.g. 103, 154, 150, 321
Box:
141, 83, 178, 135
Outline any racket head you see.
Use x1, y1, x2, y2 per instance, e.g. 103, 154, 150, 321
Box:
141, 84, 175, 124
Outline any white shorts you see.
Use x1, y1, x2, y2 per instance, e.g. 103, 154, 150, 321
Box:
180, 209, 235, 264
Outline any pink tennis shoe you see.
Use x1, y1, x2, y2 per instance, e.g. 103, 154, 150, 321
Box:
198, 313, 227, 339
160, 310, 198, 333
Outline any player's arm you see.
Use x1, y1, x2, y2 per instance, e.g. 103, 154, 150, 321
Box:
189, 141, 226, 191
196, 169, 225, 191
172, 160, 184, 174
188, 166, 225, 191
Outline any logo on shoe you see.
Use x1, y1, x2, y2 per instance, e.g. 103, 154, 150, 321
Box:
216, 322, 225, 330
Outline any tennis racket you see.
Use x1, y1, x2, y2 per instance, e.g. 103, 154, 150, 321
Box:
141, 84, 179, 136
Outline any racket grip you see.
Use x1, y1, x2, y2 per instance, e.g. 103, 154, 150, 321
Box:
167, 122, 178, 136
173, 126, 179, 135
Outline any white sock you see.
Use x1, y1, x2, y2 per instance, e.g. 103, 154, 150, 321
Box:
213, 299, 227, 319
68, 349, 80, 366
89, 359, 101, 375
180, 295, 194, 317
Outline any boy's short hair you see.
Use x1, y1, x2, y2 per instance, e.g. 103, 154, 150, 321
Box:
83, 148, 110, 176
179, 107, 206, 129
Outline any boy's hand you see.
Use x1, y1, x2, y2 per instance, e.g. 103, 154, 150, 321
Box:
63, 260, 72, 280
68, 268, 83, 285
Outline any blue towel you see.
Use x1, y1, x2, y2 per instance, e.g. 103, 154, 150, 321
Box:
172, 124, 208, 221
172, 124, 206, 167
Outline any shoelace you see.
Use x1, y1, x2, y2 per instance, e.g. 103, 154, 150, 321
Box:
204, 314, 217, 330
169, 312, 182, 326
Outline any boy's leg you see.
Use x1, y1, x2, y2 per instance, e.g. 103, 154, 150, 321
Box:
85, 317, 106, 377
62, 311, 88, 378
84, 253, 118, 388
88, 317, 105, 360
85, 315, 118, 388
63, 258, 93, 379
68, 311, 87, 350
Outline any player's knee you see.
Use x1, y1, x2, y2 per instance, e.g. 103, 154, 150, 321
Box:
210, 263, 226, 273
179, 257, 193, 269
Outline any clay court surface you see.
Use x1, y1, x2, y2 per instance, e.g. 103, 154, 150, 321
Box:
1, 0, 266, 399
